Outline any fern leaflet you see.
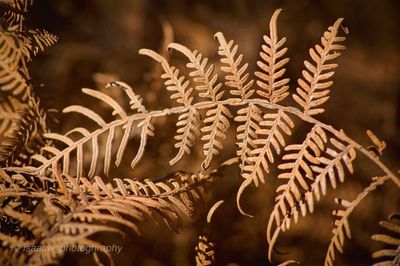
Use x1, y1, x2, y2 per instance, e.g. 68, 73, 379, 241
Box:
293, 18, 347, 115
255, 9, 290, 103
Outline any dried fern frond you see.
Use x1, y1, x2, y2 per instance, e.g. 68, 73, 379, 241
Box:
0, 31, 30, 100
0, 230, 34, 265
293, 18, 347, 115
271, 136, 357, 239
107, 82, 153, 169
235, 103, 262, 171
0, 10, 53, 169
195, 235, 215, 266
1, 7, 399, 266
237, 109, 294, 216
0, 96, 24, 137
255, 9, 290, 103
0, 100, 45, 167
168, 43, 222, 101
35, 171, 211, 264
233, 10, 292, 215
0, 169, 56, 195
19, 82, 153, 177
0, 106, 34, 166
311, 137, 356, 193
0, 0, 32, 29
139, 48, 194, 107
195, 200, 223, 266
0, 170, 214, 265
168, 43, 231, 169
215, 32, 254, 99
267, 127, 355, 258
171, 108, 201, 165
267, 125, 327, 247
53, 169, 213, 223
14, 29, 58, 60
0, 0, 26, 12
230, 11, 291, 213
324, 176, 389, 266
371, 213, 400, 266
200, 103, 231, 170
140, 48, 201, 165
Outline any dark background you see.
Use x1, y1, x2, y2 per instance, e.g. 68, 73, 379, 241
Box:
23, 1, 400, 265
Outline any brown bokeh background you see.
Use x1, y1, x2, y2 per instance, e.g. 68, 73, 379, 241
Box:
23, 0, 400, 265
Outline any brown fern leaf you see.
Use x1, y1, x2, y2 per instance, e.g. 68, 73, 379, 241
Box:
324, 176, 389, 266
235, 103, 263, 171
371, 213, 400, 266
237, 109, 294, 216
108, 81, 146, 113
195, 235, 215, 266
82, 172, 209, 227
0, 0, 25, 11
14, 29, 58, 60
0, 247, 25, 266
168, 43, 223, 101
106, 171, 213, 218
168, 43, 231, 169
0, 28, 52, 163
62, 170, 212, 219
0, 96, 23, 137
267, 125, 327, 258
0, 230, 34, 265
0, 31, 29, 100
0, 0, 31, 28
131, 116, 155, 169
215, 32, 254, 99
139, 48, 201, 165
0, 105, 37, 166
0, 94, 47, 168
200, 104, 232, 170
0, 206, 50, 250
293, 18, 347, 116
311, 137, 356, 193
19, 82, 151, 178
109, 81, 153, 170
268, 135, 357, 260
171, 108, 201, 165
0, 171, 55, 256
194, 200, 223, 266
0, 169, 56, 197
139, 48, 194, 107
234, 23, 291, 211
252, 110, 294, 179
0, 169, 214, 265
255, 9, 290, 103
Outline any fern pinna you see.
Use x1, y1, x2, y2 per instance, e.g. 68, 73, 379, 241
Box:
0, 3, 399, 266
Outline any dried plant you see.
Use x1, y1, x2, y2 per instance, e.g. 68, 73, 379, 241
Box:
0, 3, 399, 266
371, 213, 400, 265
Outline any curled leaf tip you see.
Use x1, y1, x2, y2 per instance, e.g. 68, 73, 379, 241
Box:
237, 179, 253, 218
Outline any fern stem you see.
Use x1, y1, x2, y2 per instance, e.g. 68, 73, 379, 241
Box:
8, 97, 399, 189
